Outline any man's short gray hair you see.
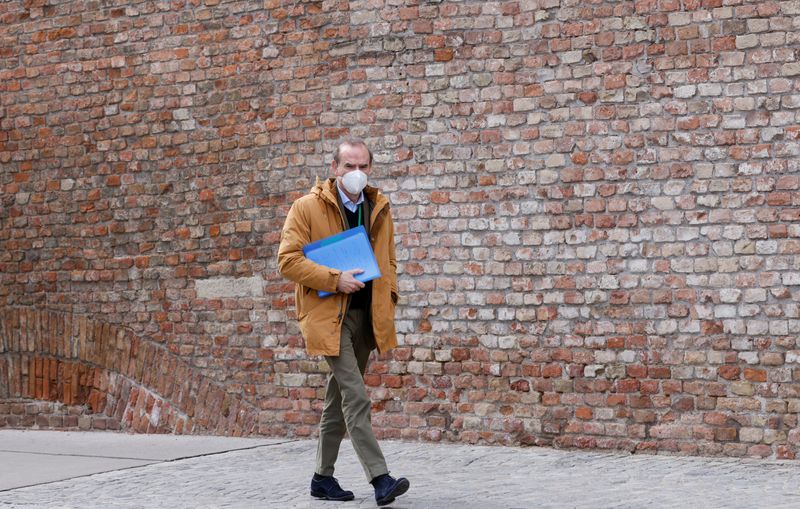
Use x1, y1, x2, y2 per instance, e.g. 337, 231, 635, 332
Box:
333, 138, 373, 165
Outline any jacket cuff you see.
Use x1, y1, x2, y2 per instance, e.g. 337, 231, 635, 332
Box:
327, 269, 341, 294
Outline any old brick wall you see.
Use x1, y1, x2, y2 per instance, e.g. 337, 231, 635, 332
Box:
2, 0, 800, 458
0, 308, 259, 433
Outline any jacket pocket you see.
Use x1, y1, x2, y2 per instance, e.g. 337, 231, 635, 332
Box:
298, 287, 325, 320
298, 295, 343, 347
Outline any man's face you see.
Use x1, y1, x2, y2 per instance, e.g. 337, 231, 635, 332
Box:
333, 143, 372, 179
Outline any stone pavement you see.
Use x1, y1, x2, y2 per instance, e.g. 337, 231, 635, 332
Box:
0, 430, 798, 509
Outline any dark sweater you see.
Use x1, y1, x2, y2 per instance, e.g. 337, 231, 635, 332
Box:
344, 204, 372, 310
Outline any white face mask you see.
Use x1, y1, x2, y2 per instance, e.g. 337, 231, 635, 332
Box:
341, 169, 367, 195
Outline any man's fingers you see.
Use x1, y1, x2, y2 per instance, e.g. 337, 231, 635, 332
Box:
341, 269, 365, 292
337, 268, 366, 294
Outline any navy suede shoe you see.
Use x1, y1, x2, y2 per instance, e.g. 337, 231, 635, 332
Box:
371, 473, 410, 506
310, 474, 355, 501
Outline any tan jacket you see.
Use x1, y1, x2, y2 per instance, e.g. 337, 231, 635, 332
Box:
277, 178, 399, 356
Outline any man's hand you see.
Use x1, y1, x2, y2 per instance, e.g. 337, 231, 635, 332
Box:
337, 269, 365, 294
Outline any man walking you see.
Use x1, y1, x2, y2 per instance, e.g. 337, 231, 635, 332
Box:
277, 139, 410, 506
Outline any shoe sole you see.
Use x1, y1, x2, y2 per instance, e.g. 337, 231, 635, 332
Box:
376, 478, 410, 506
311, 491, 355, 501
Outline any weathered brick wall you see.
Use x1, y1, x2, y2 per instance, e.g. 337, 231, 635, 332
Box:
2, 0, 800, 459
0, 308, 258, 433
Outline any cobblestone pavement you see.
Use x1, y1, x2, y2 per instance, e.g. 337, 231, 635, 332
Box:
1, 438, 799, 509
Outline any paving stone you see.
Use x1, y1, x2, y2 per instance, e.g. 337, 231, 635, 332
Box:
1, 439, 799, 508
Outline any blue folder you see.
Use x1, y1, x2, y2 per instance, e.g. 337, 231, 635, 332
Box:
302, 225, 381, 297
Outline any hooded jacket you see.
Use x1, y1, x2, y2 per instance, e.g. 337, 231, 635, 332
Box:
277, 177, 399, 356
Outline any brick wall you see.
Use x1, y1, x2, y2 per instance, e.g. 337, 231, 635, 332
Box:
2, 0, 800, 459
0, 308, 258, 434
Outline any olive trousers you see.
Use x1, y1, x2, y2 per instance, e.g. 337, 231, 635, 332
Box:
315, 308, 389, 481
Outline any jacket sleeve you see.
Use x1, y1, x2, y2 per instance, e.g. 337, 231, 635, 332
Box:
277, 199, 341, 293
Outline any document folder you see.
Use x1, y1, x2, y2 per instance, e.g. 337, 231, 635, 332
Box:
302, 225, 381, 297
